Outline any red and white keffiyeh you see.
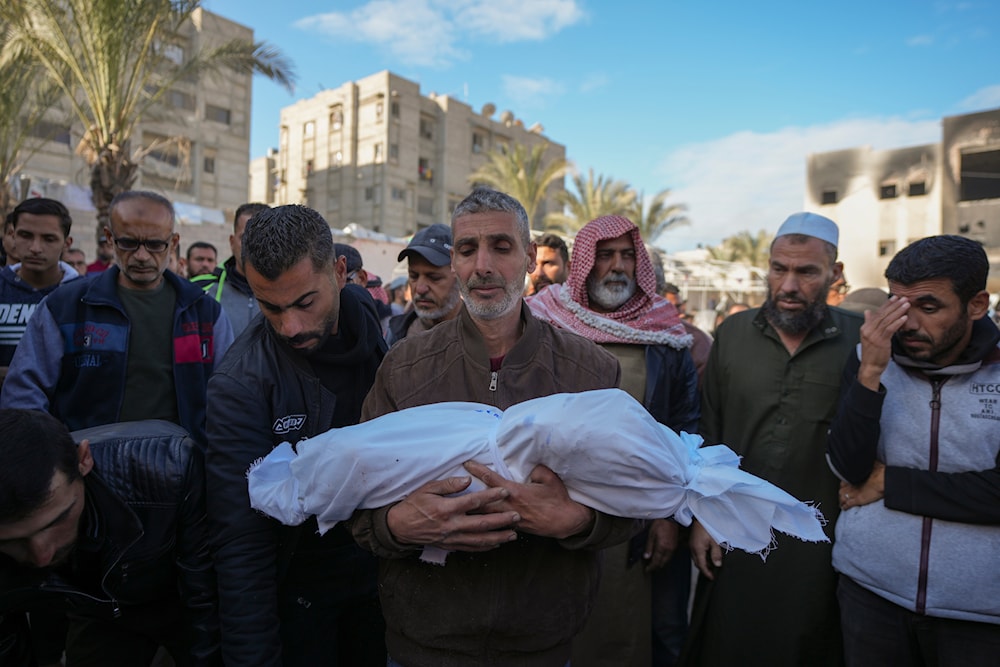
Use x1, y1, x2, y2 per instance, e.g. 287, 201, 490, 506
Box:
527, 215, 691, 348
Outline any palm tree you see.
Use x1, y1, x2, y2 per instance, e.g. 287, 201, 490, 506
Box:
1, 0, 295, 230
545, 169, 635, 234
627, 188, 689, 245
467, 142, 570, 228
0, 26, 63, 217
708, 229, 773, 269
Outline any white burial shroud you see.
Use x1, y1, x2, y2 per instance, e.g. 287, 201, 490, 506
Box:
248, 388, 828, 557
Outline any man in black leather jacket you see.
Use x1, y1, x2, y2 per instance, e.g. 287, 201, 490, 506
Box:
205, 205, 386, 666
0, 410, 219, 666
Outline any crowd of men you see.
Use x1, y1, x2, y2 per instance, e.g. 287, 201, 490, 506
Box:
0, 187, 996, 667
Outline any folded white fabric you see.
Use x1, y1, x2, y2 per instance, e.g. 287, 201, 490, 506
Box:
248, 388, 828, 556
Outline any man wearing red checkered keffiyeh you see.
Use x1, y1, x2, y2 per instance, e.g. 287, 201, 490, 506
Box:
528, 215, 692, 347
528, 214, 700, 667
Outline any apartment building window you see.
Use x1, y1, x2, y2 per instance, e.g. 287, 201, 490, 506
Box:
879, 240, 896, 257
472, 131, 486, 154
203, 156, 215, 174
959, 149, 1000, 201
374, 143, 383, 164
163, 43, 185, 66
417, 196, 434, 216
879, 184, 897, 199
495, 136, 510, 154
28, 121, 71, 145
332, 150, 343, 166
908, 181, 926, 196
376, 101, 384, 122
419, 116, 434, 140
205, 104, 231, 125
304, 159, 315, 177
391, 101, 400, 118
364, 186, 376, 201
821, 190, 838, 205
391, 187, 406, 201
304, 121, 315, 139
418, 157, 433, 183
167, 89, 195, 111
330, 108, 343, 131
389, 144, 399, 161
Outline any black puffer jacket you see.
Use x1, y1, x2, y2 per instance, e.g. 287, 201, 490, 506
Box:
0, 420, 219, 666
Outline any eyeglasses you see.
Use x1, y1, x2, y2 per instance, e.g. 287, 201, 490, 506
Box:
830, 283, 851, 296
110, 236, 171, 253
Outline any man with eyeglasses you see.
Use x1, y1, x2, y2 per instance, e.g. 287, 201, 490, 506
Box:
1, 191, 234, 446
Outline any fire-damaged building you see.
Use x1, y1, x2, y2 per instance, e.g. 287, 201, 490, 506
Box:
806, 106, 1000, 291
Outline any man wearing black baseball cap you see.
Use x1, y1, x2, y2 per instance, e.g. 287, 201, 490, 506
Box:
385, 224, 461, 346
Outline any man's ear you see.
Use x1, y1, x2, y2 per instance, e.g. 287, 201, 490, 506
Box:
831, 261, 844, 283
77, 440, 94, 477
968, 290, 991, 320
334, 255, 347, 289
526, 241, 537, 274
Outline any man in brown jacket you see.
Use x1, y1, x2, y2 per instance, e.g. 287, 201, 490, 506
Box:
350, 187, 637, 667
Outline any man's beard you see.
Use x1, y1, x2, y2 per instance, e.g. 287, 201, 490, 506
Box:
460, 274, 523, 320
414, 284, 461, 324
587, 271, 636, 311
895, 306, 969, 366
762, 280, 831, 335
275, 308, 340, 354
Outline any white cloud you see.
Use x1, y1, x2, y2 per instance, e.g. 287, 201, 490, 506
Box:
295, 0, 584, 67
294, 0, 462, 67
957, 84, 1000, 112
906, 34, 935, 47
453, 0, 585, 42
656, 116, 941, 252
501, 74, 566, 108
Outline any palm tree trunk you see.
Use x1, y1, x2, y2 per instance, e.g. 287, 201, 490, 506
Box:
89, 144, 138, 232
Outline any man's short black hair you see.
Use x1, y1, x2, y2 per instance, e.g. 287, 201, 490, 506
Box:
234, 203, 270, 233
0, 410, 80, 523
186, 241, 217, 262
885, 235, 988, 306
535, 233, 569, 265
6, 198, 73, 238
241, 205, 334, 280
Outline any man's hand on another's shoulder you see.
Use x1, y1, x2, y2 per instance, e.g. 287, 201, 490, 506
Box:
385, 475, 520, 551
464, 461, 596, 540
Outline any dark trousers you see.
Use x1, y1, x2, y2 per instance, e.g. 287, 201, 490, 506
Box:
278, 543, 386, 667
838, 575, 1000, 667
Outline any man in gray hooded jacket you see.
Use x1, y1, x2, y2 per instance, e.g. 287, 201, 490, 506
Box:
828, 234, 1000, 666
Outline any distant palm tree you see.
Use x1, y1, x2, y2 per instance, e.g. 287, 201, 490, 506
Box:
468, 142, 570, 229
709, 229, 773, 269
545, 169, 635, 234
1, 0, 296, 231
627, 188, 689, 245
0, 24, 63, 217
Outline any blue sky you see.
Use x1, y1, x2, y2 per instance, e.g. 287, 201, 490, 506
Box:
204, 0, 1000, 250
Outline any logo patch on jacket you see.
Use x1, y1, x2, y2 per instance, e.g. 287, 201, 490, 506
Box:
272, 414, 306, 434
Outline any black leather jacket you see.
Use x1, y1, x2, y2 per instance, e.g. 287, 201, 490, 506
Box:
0, 420, 219, 666
206, 284, 386, 666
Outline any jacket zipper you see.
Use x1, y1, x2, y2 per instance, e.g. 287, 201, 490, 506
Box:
916, 378, 944, 614
489, 371, 498, 392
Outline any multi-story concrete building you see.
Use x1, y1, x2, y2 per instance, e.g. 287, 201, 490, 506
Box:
17, 8, 256, 260
255, 70, 567, 237
806, 106, 1000, 290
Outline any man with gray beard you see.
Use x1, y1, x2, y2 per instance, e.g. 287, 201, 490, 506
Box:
349, 188, 636, 667
385, 224, 461, 346
528, 215, 699, 667
680, 212, 862, 667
